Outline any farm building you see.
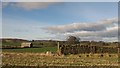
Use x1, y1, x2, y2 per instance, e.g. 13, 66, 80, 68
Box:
21, 42, 33, 48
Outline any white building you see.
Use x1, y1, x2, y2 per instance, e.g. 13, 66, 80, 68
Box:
21, 42, 33, 48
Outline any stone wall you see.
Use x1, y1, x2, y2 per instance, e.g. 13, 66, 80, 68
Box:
58, 44, 118, 55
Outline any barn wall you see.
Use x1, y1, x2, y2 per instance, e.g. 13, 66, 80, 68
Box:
21, 43, 33, 48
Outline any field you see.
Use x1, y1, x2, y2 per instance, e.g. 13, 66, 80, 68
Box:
1, 39, 119, 67
2, 52, 118, 67
2, 47, 57, 53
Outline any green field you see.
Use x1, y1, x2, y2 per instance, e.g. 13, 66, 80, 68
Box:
2, 47, 57, 53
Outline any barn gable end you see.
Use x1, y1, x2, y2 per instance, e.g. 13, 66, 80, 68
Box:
21, 42, 33, 48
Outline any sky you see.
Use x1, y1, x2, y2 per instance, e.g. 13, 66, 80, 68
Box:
2, 2, 118, 42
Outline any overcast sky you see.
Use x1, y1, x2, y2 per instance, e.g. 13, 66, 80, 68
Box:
2, 2, 118, 42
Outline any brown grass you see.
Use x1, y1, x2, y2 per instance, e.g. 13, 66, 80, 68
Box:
2, 52, 118, 66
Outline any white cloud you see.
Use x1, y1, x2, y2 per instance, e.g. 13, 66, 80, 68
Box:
44, 17, 117, 33
2, 2, 59, 10
43, 17, 118, 42
1, 0, 119, 2
2, 0, 61, 2
12, 2, 57, 10
63, 26, 118, 37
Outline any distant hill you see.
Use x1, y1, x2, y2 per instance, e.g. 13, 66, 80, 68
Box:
0, 38, 28, 42
1, 38, 119, 48
1, 38, 29, 48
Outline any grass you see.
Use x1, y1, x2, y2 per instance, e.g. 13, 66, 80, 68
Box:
2, 52, 118, 66
2, 47, 57, 53
2, 41, 21, 46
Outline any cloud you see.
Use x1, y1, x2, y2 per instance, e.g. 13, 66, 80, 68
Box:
2, 0, 61, 2
12, 2, 57, 10
43, 17, 118, 41
44, 17, 117, 33
63, 26, 118, 37
2, 2, 59, 10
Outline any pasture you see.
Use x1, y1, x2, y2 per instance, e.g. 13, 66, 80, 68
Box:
1, 39, 119, 67
2, 47, 57, 53
2, 52, 118, 67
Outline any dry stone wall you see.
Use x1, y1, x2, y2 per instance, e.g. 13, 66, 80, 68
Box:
58, 44, 118, 55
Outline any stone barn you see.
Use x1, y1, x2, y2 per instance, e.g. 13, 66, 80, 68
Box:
21, 42, 33, 48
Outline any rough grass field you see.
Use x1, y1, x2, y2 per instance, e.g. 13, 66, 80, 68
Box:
2, 47, 57, 53
2, 52, 118, 67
